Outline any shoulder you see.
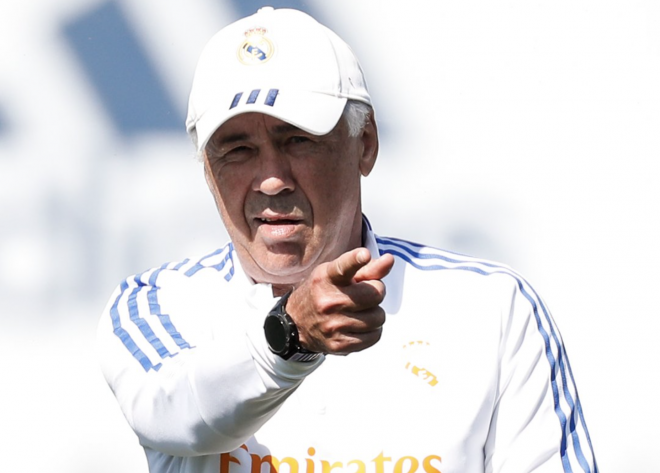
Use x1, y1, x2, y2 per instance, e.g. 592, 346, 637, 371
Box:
105, 242, 239, 324
375, 234, 543, 310
376, 234, 557, 358
158, 242, 237, 282
99, 242, 241, 372
376, 234, 521, 281
121, 242, 238, 289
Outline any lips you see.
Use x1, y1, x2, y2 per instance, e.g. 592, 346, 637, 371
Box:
253, 212, 305, 241
257, 217, 300, 224
247, 193, 310, 241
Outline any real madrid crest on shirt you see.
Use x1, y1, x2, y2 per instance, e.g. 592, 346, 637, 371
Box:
238, 27, 274, 65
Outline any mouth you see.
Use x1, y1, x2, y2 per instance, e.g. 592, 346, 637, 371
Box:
253, 214, 305, 241
256, 217, 301, 224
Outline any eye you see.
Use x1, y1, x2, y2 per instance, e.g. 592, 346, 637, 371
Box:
228, 145, 251, 153
220, 145, 254, 163
289, 135, 311, 144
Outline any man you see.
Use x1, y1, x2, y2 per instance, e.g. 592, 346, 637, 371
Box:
98, 7, 598, 473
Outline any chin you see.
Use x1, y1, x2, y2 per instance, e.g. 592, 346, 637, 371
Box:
256, 253, 313, 284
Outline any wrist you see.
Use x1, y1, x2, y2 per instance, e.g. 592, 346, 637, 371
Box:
264, 290, 321, 362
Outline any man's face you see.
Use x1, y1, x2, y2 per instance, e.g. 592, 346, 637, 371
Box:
204, 111, 378, 287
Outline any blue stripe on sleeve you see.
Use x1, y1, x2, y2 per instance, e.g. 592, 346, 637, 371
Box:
110, 279, 162, 372
223, 244, 236, 281
376, 236, 596, 473
184, 247, 226, 277
173, 258, 190, 271
210, 248, 233, 273
127, 272, 172, 359
110, 245, 235, 372
147, 265, 192, 351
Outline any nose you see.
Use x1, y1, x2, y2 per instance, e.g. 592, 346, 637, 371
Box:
252, 144, 295, 195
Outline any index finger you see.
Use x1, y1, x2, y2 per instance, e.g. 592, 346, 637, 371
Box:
326, 248, 372, 286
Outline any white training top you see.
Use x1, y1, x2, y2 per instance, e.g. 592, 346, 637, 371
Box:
98, 219, 598, 473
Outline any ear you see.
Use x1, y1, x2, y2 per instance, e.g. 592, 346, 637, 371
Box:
358, 112, 379, 177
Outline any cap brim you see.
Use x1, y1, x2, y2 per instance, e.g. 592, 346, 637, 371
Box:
194, 90, 348, 153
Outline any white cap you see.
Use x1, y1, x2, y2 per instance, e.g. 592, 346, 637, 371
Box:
186, 7, 372, 153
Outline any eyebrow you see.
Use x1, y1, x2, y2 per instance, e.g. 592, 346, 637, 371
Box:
205, 132, 249, 158
210, 132, 249, 147
209, 123, 309, 149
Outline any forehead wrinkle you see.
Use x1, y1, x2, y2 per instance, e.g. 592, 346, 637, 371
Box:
269, 123, 303, 135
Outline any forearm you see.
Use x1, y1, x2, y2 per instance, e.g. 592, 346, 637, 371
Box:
114, 345, 292, 455
97, 278, 322, 457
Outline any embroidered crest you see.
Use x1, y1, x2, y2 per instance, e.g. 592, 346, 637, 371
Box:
237, 27, 274, 65
403, 340, 439, 387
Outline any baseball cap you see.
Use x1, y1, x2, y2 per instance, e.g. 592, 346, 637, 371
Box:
185, 7, 372, 153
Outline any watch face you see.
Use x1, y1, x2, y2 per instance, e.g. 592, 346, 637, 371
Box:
264, 314, 288, 353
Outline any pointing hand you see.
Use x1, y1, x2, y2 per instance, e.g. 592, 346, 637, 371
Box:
285, 248, 395, 355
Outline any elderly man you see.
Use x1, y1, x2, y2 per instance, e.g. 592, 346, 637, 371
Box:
98, 7, 598, 473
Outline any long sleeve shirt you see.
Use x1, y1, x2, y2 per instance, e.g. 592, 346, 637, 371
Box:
98, 221, 598, 473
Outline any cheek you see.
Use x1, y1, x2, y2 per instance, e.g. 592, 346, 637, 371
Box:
307, 158, 361, 212
329, 151, 361, 188
211, 171, 249, 233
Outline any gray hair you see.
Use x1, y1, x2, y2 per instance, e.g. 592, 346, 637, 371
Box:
343, 100, 373, 137
197, 99, 373, 161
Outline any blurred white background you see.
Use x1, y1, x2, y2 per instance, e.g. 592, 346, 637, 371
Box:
1, 0, 658, 471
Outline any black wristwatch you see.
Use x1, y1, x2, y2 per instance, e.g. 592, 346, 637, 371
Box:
264, 291, 321, 362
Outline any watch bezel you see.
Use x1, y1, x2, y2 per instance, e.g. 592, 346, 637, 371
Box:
264, 308, 297, 355
264, 291, 321, 362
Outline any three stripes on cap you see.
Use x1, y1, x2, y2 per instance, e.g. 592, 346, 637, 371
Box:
230, 89, 279, 109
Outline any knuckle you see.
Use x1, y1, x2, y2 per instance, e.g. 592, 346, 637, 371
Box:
369, 329, 383, 347
374, 307, 386, 326
315, 293, 341, 315
310, 268, 326, 286
376, 280, 387, 297
325, 337, 346, 354
320, 317, 343, 337
363, 328, 383, 347
357, 280, 385, 303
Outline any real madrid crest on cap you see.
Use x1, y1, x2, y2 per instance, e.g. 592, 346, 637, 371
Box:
238, 27, 275, 65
